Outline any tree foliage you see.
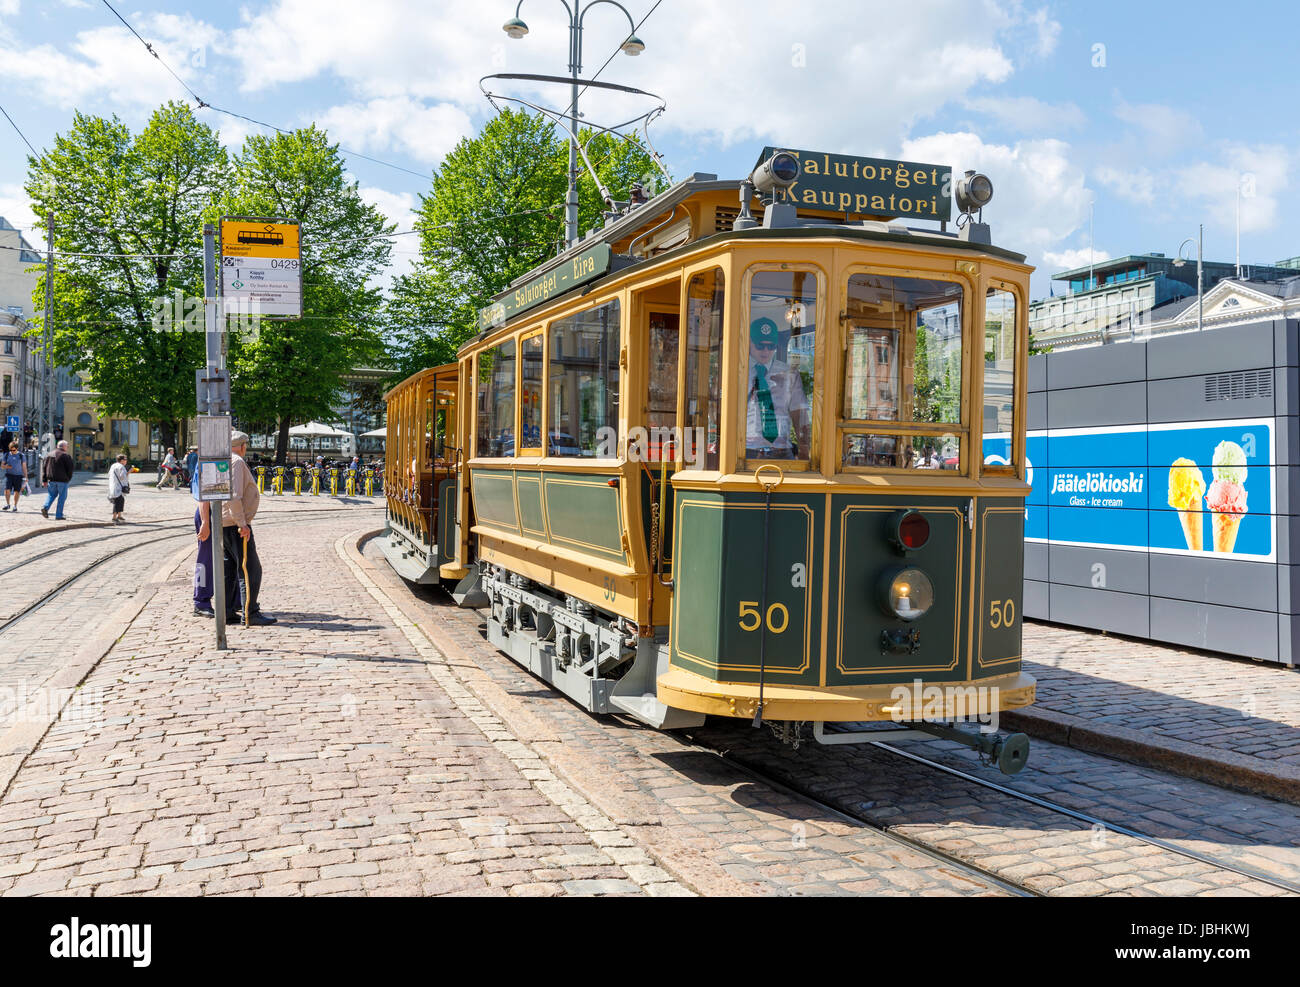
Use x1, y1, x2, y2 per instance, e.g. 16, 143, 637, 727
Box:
386, 109, 662, 379
25, 102, 227, 453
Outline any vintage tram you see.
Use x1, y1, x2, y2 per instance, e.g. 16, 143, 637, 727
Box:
382, 147, 1036, 772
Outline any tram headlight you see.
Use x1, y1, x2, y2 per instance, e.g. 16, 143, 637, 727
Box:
879, 566, 934, 621
955, 170, 994, 213
750, 152, 801, 194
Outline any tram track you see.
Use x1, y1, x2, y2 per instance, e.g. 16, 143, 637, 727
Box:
677, 730, 1043, 897
686, 723, 1299, 897
0, 507, 378, 636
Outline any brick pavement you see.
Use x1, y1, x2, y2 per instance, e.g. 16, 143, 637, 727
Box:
0, 511, 693, 896
1013, 622, 1300, 802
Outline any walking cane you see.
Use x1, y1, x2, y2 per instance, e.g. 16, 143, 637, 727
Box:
242, 533, 251, 628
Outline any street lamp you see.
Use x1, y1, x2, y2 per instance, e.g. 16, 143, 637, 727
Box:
503, 0, 646, 248
1174, 224, 1204, 332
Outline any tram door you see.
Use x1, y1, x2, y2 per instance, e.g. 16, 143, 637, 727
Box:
646, 309, 680, 579
426, 372, 458, 545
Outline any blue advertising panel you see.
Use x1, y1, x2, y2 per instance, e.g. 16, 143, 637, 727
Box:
983, 417, 1274, 561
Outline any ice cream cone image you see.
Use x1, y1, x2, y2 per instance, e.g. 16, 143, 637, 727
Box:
1167, 458, 1207, 550
1213, 511, 1243, 553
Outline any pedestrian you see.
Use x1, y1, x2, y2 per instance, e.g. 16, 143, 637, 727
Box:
40, 439, 75, 520
2, 440, 26, 511
221, 430, 275, 625
190, 458, 232, 617
185, 445, 198, 482
107, 453, 130, 523
157, 447, 180, 489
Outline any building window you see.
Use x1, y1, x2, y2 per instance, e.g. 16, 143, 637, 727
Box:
3, 340, 11, 355
2, 375, 9, 398
77, 412, 91, 426
110, 419, 140, 448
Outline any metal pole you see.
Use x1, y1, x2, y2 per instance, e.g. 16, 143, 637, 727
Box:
16, 334, 26, 460
39, 213, 54, 487
1235, 184, 1241, 279
203, 223, 227, 650
1197, 224, 1204, 333
566, 5, 581, 247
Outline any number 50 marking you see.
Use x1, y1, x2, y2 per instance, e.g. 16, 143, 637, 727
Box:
989, 599, 1016, 629
739, 600, 789, 634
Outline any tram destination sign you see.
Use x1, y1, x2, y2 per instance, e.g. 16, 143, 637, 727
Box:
757, 147, 953, 222
479, 243, 613, 331
219, 217, 302, 319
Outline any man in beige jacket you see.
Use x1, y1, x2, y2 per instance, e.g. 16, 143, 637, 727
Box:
221, 430, 276, 625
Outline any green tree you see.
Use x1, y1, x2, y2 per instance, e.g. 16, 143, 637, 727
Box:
386, 109, 661, 379
25, 102, 229, 454
217, 126, 392, 463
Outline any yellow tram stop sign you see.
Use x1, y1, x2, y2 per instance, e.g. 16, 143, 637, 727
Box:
219, 217, 302, 319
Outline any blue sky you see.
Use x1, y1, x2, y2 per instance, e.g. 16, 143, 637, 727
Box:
2, 0, 1299, 299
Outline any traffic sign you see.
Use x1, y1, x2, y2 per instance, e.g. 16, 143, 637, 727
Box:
219, 217, 302, 319
5, 415, 17, 432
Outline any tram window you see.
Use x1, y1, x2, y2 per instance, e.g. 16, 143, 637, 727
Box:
983, 289, 1017, 471
844, 275, 963, 425
647, 312, 679, 460
746, 270, 816, 461
843, 433, 961, 471
476, 340, 515, 458
683, 269, 723, 470
548, 299, 621, 457
520, 333, 543, 452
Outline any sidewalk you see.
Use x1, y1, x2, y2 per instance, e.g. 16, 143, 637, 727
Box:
1011, 622, 1300, 804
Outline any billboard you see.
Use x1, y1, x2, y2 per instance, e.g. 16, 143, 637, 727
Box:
984, 417, 1275, 561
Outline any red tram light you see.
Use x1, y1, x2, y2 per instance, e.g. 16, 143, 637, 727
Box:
895, 510, 930, 551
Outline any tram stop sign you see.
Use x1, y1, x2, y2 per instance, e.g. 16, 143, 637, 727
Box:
219, 217, 302, 320
196, 413, 233, 502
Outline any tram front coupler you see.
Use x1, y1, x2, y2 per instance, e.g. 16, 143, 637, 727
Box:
810, 719, 1031, 775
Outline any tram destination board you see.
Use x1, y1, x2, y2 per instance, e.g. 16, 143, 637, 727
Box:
219, 216, 302, 319
478, 242, 612, 331
757, 147, 953, 222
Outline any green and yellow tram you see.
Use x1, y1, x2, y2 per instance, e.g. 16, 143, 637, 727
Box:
383, 148, 1036, 771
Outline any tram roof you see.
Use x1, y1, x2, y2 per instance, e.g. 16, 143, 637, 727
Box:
382, 361, 458, 402
468, 174, 1029, 350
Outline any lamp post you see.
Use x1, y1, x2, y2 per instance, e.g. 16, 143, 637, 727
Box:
1175, 224, 1204, 332
503, 0, 645, 249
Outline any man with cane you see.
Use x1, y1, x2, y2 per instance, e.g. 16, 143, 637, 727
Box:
221, 430, 277, 626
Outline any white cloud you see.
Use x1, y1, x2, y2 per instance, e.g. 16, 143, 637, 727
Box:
0, 0, 19, 17
0, 16, 220, 110
1175, 144, 1291, 235
901, 131, 1094, 265
1042, 247, 1112, 273
357, 184, 419, 286
1113, 97, 1204, 148
0, 183, 37, 234
1095, 165, 1157, 205
965, 95, 1086, 134
316, 98, 470, 165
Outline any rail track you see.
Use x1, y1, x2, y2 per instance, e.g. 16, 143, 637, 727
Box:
685, 723, 1299, 897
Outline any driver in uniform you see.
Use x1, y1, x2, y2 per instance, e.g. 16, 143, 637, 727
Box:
746, 317, 809, 459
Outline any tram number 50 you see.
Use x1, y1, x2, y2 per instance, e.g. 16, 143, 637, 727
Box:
738, 601, 789, 634
988, 599, 1016, 629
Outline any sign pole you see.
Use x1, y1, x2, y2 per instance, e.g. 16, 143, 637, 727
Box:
203, 223, 228, 650
38, 212, 53, 488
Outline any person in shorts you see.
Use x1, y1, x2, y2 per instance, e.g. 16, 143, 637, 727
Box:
3, 441, 27, 511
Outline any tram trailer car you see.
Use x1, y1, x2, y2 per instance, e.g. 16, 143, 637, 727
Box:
383, 149, 1036, 773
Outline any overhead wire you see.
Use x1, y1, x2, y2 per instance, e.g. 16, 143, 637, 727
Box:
99, 0, 431, 183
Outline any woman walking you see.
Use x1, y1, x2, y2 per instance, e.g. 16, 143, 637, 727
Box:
108, 453, 130, 524
3, 440, 27, 512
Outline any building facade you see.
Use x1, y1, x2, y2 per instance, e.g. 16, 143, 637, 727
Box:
1029, 252, 1300, 345
61, 390, 151, 471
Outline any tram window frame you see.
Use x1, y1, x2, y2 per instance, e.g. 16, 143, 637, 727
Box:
981, 283, 1020, 476
546, 297, 622, 459
837, 268, 970, 476
518, 329, 545, 457
475, 339, 516, 459
681, 267, 725, 472
740, 264, 824, 472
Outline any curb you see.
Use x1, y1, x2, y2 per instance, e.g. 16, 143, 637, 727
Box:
0, 521, 108, 549
1001, 707, 1300, 807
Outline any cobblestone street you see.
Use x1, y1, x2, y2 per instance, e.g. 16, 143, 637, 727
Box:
1, 496, 1297, 896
